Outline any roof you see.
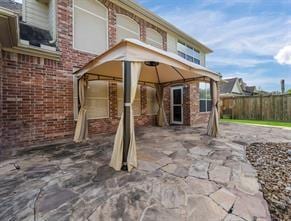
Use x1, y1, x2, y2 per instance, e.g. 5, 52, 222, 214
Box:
245, 86, 256, 93
220, 78, 238, 94
0, 0, 22, 15
117, 0, 213, 53
74, 38, 220, 83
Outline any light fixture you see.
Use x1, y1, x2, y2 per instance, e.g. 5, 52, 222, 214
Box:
144, 61, 159, 67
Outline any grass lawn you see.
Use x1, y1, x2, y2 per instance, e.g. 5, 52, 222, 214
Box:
220, 119, 291, 128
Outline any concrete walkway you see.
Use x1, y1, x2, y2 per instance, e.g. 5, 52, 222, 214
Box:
1, 123, 290, 221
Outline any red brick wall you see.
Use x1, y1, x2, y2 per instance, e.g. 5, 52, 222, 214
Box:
163, 82, 210, 126
0, 0, 204, 148
0, 0, 162, 148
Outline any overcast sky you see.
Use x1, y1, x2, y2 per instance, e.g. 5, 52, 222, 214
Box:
137, 0, 291, 91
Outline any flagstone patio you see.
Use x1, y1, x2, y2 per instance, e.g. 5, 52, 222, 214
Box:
1, 123, 290, 221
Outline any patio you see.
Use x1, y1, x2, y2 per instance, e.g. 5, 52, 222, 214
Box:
1, 123, 290, 221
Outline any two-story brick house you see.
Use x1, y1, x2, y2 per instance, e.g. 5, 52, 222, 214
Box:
0, 0, 218, 148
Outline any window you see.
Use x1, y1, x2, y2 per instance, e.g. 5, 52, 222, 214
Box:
146, 28, 163, 49
86, 81, 109, 119
199, 82, 212, 112
146, 86, 159, 115
22, 0, 56, 40
117, 83, 141, 116
73, 78, 109, 120
177, 41, 201, 65
116, 14, 140, 43
73, 0, 108, 54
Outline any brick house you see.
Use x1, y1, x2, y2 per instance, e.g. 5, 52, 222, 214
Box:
0, 0, 217, 148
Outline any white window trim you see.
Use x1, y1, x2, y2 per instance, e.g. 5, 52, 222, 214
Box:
72, 0, 109, 55
199, 82, 211, 113
177, 41, 201, 62
116, 14, 140, 40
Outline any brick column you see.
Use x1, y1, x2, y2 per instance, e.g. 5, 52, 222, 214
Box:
108, 3, 117, 47
109, 82, 118, 118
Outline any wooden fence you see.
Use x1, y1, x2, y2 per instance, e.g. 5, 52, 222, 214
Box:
220, 94, 291, 122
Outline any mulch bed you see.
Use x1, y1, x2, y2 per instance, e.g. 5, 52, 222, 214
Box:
246, 143, 291, 221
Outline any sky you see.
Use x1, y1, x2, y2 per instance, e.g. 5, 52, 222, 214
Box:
137, 0, 291, 92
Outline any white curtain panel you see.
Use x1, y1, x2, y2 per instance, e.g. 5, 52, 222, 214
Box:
73, 77, 89, 142
207, 80, 219, 137
156, 84, 169, 127
110, 62, 142, 171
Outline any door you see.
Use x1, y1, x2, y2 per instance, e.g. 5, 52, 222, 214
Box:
171, 86, 183, 124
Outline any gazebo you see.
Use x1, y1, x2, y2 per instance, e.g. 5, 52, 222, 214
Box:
73, 39, 220, 172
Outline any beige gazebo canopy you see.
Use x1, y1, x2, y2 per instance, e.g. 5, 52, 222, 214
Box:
73, 38, 221, 172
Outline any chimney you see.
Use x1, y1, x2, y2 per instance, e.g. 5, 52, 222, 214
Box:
281, 79, 285, 94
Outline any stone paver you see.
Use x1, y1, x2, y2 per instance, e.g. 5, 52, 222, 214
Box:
187, 195, 227, 221
209, 165, 231, 184
188, 160, 209, 179
210, 188, 237, 212
1, 123, 288, 220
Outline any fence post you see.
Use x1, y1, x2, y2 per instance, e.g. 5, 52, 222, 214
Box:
260, 95, 263, 120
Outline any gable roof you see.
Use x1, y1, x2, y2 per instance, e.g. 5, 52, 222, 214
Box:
245, 86, 256, 93
0, 0, 21, 15
220, 78, 238, 94
74, 38, 220, 83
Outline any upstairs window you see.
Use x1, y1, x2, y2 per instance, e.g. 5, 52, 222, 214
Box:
146, 28, 163, 49
116, 14, 140, 42
73, 0, 108, 54
177, 41, 200, 65
199, 82, 212, 112
21, 0, 57, 45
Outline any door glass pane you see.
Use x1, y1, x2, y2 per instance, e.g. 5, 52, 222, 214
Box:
200, 100, 206, 112
173, 106, 182, 122
173, 89, 182, 104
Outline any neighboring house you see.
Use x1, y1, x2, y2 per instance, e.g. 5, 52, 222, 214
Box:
0, 0, 216, 148
220, 77, 259, 97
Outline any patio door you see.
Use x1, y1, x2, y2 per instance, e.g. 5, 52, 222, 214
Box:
171, 86, 183, 124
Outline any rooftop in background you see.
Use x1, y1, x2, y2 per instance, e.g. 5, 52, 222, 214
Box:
0, 0, 22, 15
220, 78, 237, 94
220, 77, 262, 96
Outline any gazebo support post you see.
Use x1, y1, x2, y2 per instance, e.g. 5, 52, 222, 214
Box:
121, 61, 131, 171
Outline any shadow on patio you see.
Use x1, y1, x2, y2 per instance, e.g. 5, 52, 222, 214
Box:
0, 125, 273, 221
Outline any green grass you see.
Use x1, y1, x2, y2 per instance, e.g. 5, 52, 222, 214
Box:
220, 118, 291, 128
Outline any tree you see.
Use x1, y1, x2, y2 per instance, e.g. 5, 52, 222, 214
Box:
288, 89, 291, 94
